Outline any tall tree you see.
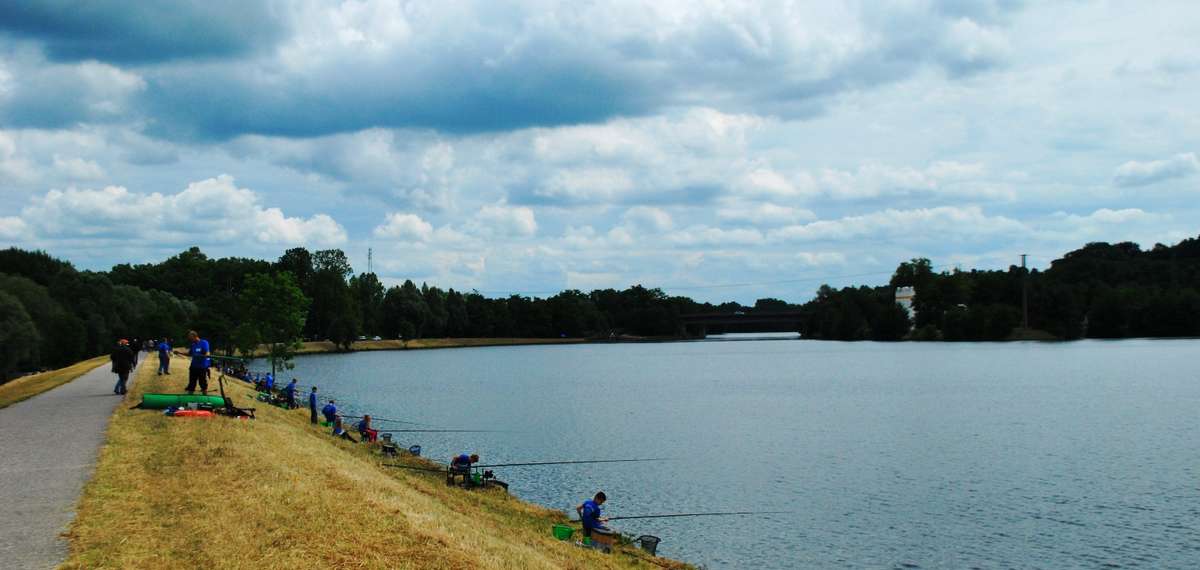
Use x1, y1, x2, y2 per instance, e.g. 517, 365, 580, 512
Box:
239, 272, 310, 374
0, 291, 39, 382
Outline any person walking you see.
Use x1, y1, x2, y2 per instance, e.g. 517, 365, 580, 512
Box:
308, 386, 319, 424
110, 339, 134, 396
156, 337, 171, 375
184, 330, 210, 395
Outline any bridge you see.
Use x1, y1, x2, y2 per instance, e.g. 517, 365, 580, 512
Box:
678, 310, 805, 338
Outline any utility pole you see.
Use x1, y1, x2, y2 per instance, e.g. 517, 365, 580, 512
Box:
1020, 254, 1029, 330
368, 247, 373, 275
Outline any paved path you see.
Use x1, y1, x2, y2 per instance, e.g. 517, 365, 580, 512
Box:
0, 354, 144, 569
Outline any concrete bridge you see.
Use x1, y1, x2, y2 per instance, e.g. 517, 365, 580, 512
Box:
678, 310, 805, 338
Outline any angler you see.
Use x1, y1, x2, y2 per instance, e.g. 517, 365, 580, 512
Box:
576, 491, 616, 551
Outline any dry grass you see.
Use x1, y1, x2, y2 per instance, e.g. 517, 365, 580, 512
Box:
63, 354, 688, 569
0, 355, 108, 409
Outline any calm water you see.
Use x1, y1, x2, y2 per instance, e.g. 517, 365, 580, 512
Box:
266, 337, 1200, 568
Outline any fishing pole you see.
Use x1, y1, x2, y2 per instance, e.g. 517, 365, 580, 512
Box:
474, 458, 669, 468
382, 464, 446, 473
342, 415, 430, 426
377, 429, 505, 433
602, 511, 793, 521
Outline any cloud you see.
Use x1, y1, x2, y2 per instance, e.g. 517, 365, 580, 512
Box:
0, 56, 145, 128
769, 206, 1026, 243
1112, 152, 1199, 187
0, 1, 287, 63
373, 212, 434, 242
14, 174, 346, 247
0, 216, 27, 239
4, 2, 1023, 137
622, 206, 674, 233
469, 203, 537, 238
717, 201, 816, 226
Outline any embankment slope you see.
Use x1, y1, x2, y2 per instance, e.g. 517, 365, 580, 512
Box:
63, 355, 686, 569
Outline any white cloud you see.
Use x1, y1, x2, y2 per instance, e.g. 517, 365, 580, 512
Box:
622, 206, 674, 233
14, 175, 346, 248
1112, 153, 1199, 187
769, 206, 1026, 243
470, 203, 537, 238
52, 154, 105, 179
717, 201, 816, 226
0, 216, 27, 240
373, 212, 434, 242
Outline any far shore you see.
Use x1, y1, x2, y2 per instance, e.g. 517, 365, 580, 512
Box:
248, 337, 589, 358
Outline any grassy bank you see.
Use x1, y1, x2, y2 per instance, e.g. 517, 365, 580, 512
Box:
253, 337, 588, 357
0, 355, 108, 409
64, 355, 687, 569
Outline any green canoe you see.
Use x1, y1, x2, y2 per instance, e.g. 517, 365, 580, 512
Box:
140, 393, 228, 409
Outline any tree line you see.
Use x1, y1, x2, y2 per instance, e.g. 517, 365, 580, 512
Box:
2, 234, 1197, 379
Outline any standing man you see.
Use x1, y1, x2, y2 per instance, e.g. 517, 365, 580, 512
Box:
321, 399, 338, 424
110, 339, 134, 396
308, 386, 319, 424
185, 330, 210, 395
283, 378, 298, 409
156, 337, 171, 375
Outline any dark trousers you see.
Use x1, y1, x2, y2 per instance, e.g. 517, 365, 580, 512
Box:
310, 407, 318, 424
113, 372, 129, 395
158, 355, 170, 374
186, 367, 208, 394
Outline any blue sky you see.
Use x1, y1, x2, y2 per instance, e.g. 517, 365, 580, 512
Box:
0, 1, 1197, 303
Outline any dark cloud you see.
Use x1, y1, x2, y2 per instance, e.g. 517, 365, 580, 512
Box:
3, 2, 1022, 139
0, 0, 285, 63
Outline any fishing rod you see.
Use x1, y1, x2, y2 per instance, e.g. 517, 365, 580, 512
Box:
377, 429, 504, 433
600, 511, 793, 521
342, 415, 429, 426
474, 458, 668, 468
382, 464, 446, 473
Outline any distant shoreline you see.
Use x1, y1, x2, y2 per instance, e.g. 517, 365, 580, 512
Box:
251, 337, 589, 358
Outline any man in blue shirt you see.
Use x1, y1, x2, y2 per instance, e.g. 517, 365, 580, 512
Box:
283, 378, 298, 408
576, 492, 614, 548
308, 386, 319, 424
156, 338, 171, 375
321, 400, 337, 424
448, 453, 478, 486
264, 372, 275, 394
185, 330, 210, 395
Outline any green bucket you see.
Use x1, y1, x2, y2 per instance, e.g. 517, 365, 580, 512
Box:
551, 524, 574, 541
320, 421, 332, 427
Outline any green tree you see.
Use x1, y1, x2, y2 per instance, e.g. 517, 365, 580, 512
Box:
0, 291, 40, 381
239, 272, 310, 374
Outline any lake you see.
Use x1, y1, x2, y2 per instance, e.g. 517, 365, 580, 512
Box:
264, 336, 1200, 568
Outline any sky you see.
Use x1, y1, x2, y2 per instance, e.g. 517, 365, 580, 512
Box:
0, 1, 1197, 303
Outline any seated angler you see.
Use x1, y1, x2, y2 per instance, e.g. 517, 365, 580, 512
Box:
448, 453, 479, 486
576, 492, 616, 550
331, 415, 358, 442
356, 414, 379, 442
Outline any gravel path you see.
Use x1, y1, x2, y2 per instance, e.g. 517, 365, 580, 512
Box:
0, 354, 144, 569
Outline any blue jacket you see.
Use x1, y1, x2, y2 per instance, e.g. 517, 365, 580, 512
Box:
284, 382, 297, 398
157, 341, 170, 357
321, 403, 337, 422
308, 392, 318, 410
580, 500, 603, 530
